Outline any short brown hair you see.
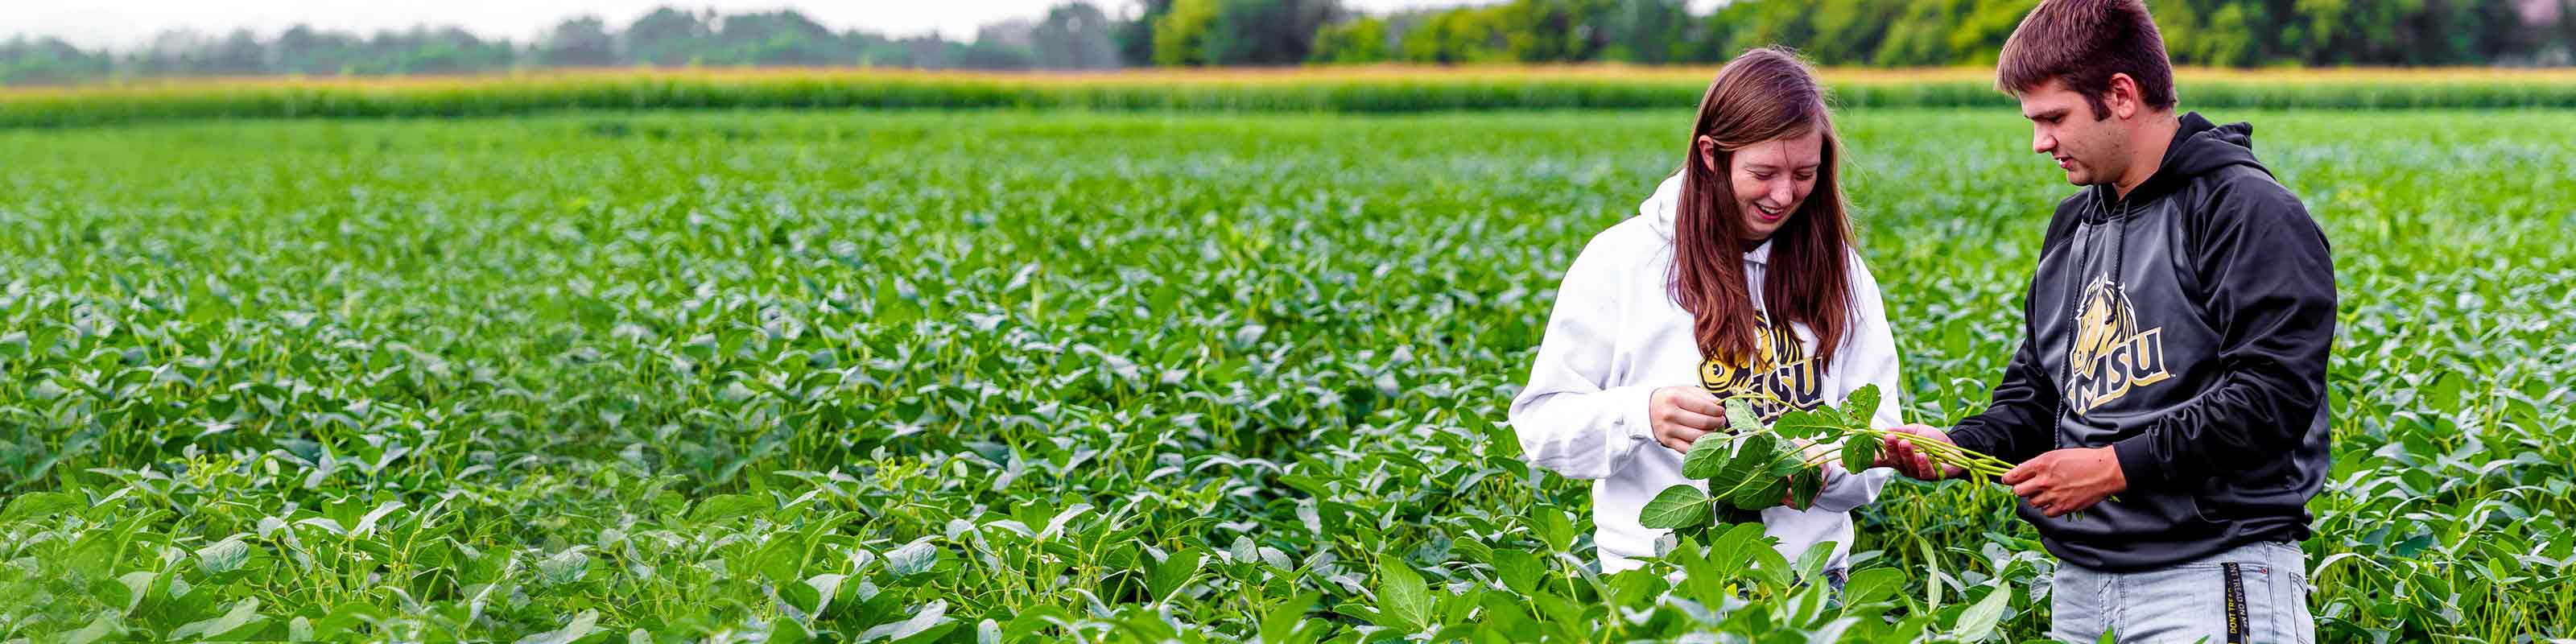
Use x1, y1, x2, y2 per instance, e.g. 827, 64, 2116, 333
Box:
1996, 0, 2178, 119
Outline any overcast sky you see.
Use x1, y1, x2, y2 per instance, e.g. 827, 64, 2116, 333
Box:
5, 1, 1728, 51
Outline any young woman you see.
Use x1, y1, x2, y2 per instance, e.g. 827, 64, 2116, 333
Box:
1508, 47, 1902, 579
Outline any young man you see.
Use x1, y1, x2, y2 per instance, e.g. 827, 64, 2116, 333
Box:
1872, 0, 2336, 641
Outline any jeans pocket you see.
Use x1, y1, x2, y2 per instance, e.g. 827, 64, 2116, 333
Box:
2281, 550, 2315, 644
2220, 561, 2273, 644
2119, 559, 2282, 643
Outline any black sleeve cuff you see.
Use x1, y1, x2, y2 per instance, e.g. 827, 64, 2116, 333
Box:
2112, 434, 2171, 489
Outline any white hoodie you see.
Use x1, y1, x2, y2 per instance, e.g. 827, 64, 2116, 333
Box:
1509, 172, 1902, 574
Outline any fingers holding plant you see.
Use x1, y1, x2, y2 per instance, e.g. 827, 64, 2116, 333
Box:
1639, 385, 2022, 526
1872, 423, 1974, 481
1649, 386, 1728, 453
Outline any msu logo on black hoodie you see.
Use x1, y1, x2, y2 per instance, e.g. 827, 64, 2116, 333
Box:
2066, 276, 2174, 415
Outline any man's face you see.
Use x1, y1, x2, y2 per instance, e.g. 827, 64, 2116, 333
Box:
2018, 79, 2125, 188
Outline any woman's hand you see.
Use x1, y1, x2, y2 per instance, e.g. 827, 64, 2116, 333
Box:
1648, 386, 1728, 453
1778, 438, 1836, 508
1788, 437, 1835, 469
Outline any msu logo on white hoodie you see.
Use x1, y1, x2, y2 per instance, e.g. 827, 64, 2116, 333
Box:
1699, 312, 1830, 421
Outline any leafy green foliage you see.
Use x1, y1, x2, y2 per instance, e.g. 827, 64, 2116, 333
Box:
1638, 485, 1711, 529
0, 107, 2570, 641
1659, 387, 2006, 524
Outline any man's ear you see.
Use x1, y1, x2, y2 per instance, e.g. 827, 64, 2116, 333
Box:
2105, 72, 2140, 121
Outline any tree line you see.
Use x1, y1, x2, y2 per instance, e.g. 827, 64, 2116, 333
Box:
6, 1, 2573, 85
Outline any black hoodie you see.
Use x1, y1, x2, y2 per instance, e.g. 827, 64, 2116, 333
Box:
1948, 112, 2337, 572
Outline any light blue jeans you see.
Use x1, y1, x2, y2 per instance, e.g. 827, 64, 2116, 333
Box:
2049, 541, 2315, 644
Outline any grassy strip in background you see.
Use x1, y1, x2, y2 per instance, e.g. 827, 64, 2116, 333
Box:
10, 65, 2576, 127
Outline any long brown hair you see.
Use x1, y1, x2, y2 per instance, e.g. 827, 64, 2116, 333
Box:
1669, 47, 1857, 372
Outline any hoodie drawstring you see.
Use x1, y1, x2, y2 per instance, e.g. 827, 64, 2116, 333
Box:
2048, 192, 2131, 452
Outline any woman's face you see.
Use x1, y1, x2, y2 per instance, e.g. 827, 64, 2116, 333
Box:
1699, 129, 1823, 242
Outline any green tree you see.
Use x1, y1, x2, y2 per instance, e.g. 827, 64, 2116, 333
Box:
622, 7, 712, 66
1203, 0, 1340, 64
1397, 5, 1512, 64
1117, 0, 1176, 66
1311, 16, 1395, 63
1699, 0, 1812, 63
1872, 0, 1967, 65
1152, 0, 1221, 65
0, 36, 113, 85
1941, 0, 2029, 66
271, 25, 365, 75
2157, 0, 2266, 67
1602, 0, 1694, 64
1799, 0, 1899, 64
1500, 0, 1614, 63
535, 16, 620, 68
699, 10, 849, 66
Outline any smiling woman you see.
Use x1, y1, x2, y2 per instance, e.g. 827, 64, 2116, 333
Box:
1507, 46, 1904, 578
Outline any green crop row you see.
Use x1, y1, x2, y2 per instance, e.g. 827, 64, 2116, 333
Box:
8, 71, 2576, 128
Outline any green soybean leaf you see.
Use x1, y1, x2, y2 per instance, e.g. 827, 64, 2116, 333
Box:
858, 601, 953, 642
1681, 431, 1735, 478
1789, 469, 1824, 510
1724, 398, 1764, 435
1, 491, 83, 522
886, 540, 939, 576
1843, 384, 1882, 426
1841, 436, 1881, 474
1768, 443, 1809, 477
1148, 548, 1203, 601
1706, 432, 1778, 505
1731, 476, 1790, 510
195, 537, 254, 576
117, 571, 155, 613
1794, 540, 1836, 585
1374, 554, 1432, 631
1952, 582, 2013, 642
537, 548, 590, 586
1639, 485, 1711, 530
170, 597, 266, 641
1492, 550, 1541, 594
1843, 568, 1905, 605
1261, 592, 1319, 644
64, 613, 118, 644
690, 493, 770, 524
1772, 408, 1843, 440
513, 610, 601, 644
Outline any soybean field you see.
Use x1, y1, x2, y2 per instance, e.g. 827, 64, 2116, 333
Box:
2, 106, 2572, 642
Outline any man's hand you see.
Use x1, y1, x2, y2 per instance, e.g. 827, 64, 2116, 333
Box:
1649, 386, 1728, 453
2002, 446, 2127, 518
1874, 423, 1963, 481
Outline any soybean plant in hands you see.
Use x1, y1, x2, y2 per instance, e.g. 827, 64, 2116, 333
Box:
1637, 385, 2016, 539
